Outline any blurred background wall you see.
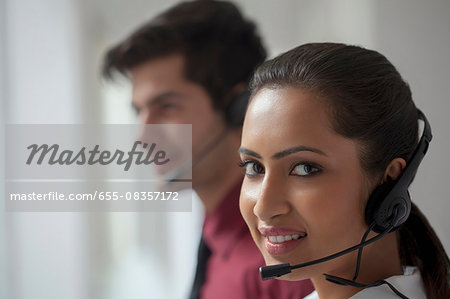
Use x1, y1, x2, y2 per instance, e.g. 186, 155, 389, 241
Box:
1, 0, 449, 298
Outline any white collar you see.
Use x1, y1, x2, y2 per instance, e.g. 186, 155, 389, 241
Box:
303, 267, 426, 299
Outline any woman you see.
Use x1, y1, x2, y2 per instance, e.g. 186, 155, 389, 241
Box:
238, 43, 450, 298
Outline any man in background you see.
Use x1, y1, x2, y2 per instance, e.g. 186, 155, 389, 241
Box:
102, 1, 313, 298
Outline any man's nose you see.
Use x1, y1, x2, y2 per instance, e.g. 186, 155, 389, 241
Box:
139, 108, 156, 124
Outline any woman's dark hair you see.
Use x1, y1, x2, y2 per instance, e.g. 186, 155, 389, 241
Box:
102, 0, 266, 110
250, 42, 450, 298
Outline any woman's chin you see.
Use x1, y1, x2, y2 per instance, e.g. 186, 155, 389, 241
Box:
275, 272, 307, 281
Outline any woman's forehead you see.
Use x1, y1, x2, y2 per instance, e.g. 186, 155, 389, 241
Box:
245, 87, 331, 134
242, 86, 359, 162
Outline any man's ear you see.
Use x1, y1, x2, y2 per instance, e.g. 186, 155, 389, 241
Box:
382, 157, 407, 182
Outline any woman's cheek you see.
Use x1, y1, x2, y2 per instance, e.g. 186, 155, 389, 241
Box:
239, 182, 257, 225
290, 185, 327, 218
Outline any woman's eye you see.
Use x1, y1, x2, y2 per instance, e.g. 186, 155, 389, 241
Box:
290, 163, 321, 177
239, 160, 264, 177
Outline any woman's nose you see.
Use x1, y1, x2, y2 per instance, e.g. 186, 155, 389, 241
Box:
253, 174, 290, 221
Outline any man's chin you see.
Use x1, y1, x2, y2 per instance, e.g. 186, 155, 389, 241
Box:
152, 163, 192, 192
153, 163, 175, 176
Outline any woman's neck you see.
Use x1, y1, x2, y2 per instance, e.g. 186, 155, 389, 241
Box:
311, 232, 402, 299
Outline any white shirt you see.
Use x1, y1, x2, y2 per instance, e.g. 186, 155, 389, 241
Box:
303, 267, 426, 299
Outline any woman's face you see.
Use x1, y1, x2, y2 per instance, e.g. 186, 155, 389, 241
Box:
239, 87, 372, 281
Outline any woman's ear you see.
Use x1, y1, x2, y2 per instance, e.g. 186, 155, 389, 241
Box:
383, 157, 407, 182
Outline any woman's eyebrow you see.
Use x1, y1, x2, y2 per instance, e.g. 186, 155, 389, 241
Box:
238, 146, 327, 160
238, 147, 262, 159
272, 146, 327, 159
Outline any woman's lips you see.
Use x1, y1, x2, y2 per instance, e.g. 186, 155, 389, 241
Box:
259, 226, 307, 255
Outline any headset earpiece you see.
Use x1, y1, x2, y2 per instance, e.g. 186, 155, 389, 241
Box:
365, 180, 411, 233
364, 109, 432, 234
225, 90, 250, 127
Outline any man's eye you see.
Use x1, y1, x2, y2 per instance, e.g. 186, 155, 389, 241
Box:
239, 160, 264, 177
290, 163, 321, 177
161, 102, 177, 109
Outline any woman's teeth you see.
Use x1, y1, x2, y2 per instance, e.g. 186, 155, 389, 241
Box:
267, 233, 306, 243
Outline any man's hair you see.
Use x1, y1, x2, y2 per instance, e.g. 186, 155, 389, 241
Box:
102, 0, 267, 109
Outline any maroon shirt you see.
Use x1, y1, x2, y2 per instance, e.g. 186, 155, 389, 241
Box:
200, 180, 314, 299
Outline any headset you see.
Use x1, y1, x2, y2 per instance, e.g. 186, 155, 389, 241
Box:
365, 109, 432, 233
225, 90, 250, 128
260, 109, 432, 299
165, 89, 250, 183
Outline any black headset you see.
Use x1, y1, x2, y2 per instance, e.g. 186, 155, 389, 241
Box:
224, 90, 250, 128
225, 94, 434, 236
164, 89, 250, 182
365, 109, 432, 233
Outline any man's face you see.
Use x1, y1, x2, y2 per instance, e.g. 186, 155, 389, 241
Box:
130, 54, 227, 182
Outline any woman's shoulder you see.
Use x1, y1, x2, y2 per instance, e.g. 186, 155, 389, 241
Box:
351, 267, 426, 299
303, 267, 426, 299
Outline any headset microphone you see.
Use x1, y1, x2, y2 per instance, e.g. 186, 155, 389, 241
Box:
165, 89, 250, 183
260, 221, 394, 281
164, 127, 229, 183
